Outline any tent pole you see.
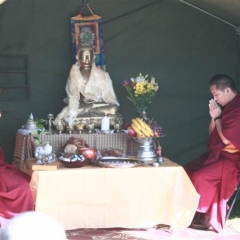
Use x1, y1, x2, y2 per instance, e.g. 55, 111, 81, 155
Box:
178, 0, 240, 35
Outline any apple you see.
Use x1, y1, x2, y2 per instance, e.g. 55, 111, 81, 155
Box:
127, 127, 137, 137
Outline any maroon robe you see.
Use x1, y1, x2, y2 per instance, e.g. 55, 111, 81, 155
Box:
184, 93, 240, 233
0, 147, 34, 226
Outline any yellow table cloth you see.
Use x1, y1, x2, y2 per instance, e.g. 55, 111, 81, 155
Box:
29, 158, 199, 230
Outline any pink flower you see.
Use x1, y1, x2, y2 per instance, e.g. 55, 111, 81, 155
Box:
123, 79, 135, 88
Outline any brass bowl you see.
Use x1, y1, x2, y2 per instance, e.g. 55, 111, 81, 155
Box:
78, 147, 97, 162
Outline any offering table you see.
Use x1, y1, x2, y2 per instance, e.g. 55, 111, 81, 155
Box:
28, 158, 199, 230
13, 131, 138, 169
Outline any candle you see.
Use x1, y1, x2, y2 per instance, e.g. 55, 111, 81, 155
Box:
101, 115, 110, 131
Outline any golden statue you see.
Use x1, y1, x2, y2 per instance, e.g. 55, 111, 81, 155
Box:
54, 40, 122, 129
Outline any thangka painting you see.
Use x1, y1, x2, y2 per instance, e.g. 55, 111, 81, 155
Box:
70, 13, 106, 69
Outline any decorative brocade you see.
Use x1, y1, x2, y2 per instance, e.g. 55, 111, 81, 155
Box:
71, 13, 106, 69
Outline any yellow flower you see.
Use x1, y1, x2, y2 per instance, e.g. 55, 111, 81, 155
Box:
123, 73, 159, 112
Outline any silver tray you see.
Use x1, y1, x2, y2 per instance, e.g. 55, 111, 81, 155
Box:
94, 157, 142, 168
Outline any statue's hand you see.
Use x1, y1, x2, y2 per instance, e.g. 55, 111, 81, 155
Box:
64, 109, 78, 125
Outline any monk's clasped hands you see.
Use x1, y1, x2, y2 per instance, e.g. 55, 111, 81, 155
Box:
209, 99, 221, 119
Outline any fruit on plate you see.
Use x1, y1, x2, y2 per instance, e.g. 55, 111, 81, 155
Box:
130, 117, 155, 138
149, 120, 163, 137
127, 126, 137, 137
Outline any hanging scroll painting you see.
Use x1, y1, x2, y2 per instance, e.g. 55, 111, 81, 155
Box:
70, 9, 106, 70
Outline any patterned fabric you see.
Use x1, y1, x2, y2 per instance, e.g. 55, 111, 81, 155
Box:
13, 132, 35, 170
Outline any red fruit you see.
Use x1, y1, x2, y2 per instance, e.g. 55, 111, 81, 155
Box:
128, 127, 137, 137
154, 131, 160, 137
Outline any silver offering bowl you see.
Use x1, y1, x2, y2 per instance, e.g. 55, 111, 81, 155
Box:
23, 119, 37, 130
132, 137, 160, 164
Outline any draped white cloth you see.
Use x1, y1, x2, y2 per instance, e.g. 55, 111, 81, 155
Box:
54, 62, 119, 125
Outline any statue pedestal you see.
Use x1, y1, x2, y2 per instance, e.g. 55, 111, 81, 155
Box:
69, 113, 123, 131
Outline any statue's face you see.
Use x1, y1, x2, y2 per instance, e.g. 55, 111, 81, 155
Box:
78, 49, 94, 67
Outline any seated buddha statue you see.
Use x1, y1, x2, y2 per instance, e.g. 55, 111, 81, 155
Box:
54, 40, 121, 127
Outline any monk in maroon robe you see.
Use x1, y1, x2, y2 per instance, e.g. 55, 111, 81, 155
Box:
184, 74, 240, 232
0, 147, 34, 226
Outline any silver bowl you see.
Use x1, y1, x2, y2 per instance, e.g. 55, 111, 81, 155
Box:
132, 137, 160, 164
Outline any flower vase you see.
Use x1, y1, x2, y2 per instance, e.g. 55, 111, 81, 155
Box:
136, 109, 148, 121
